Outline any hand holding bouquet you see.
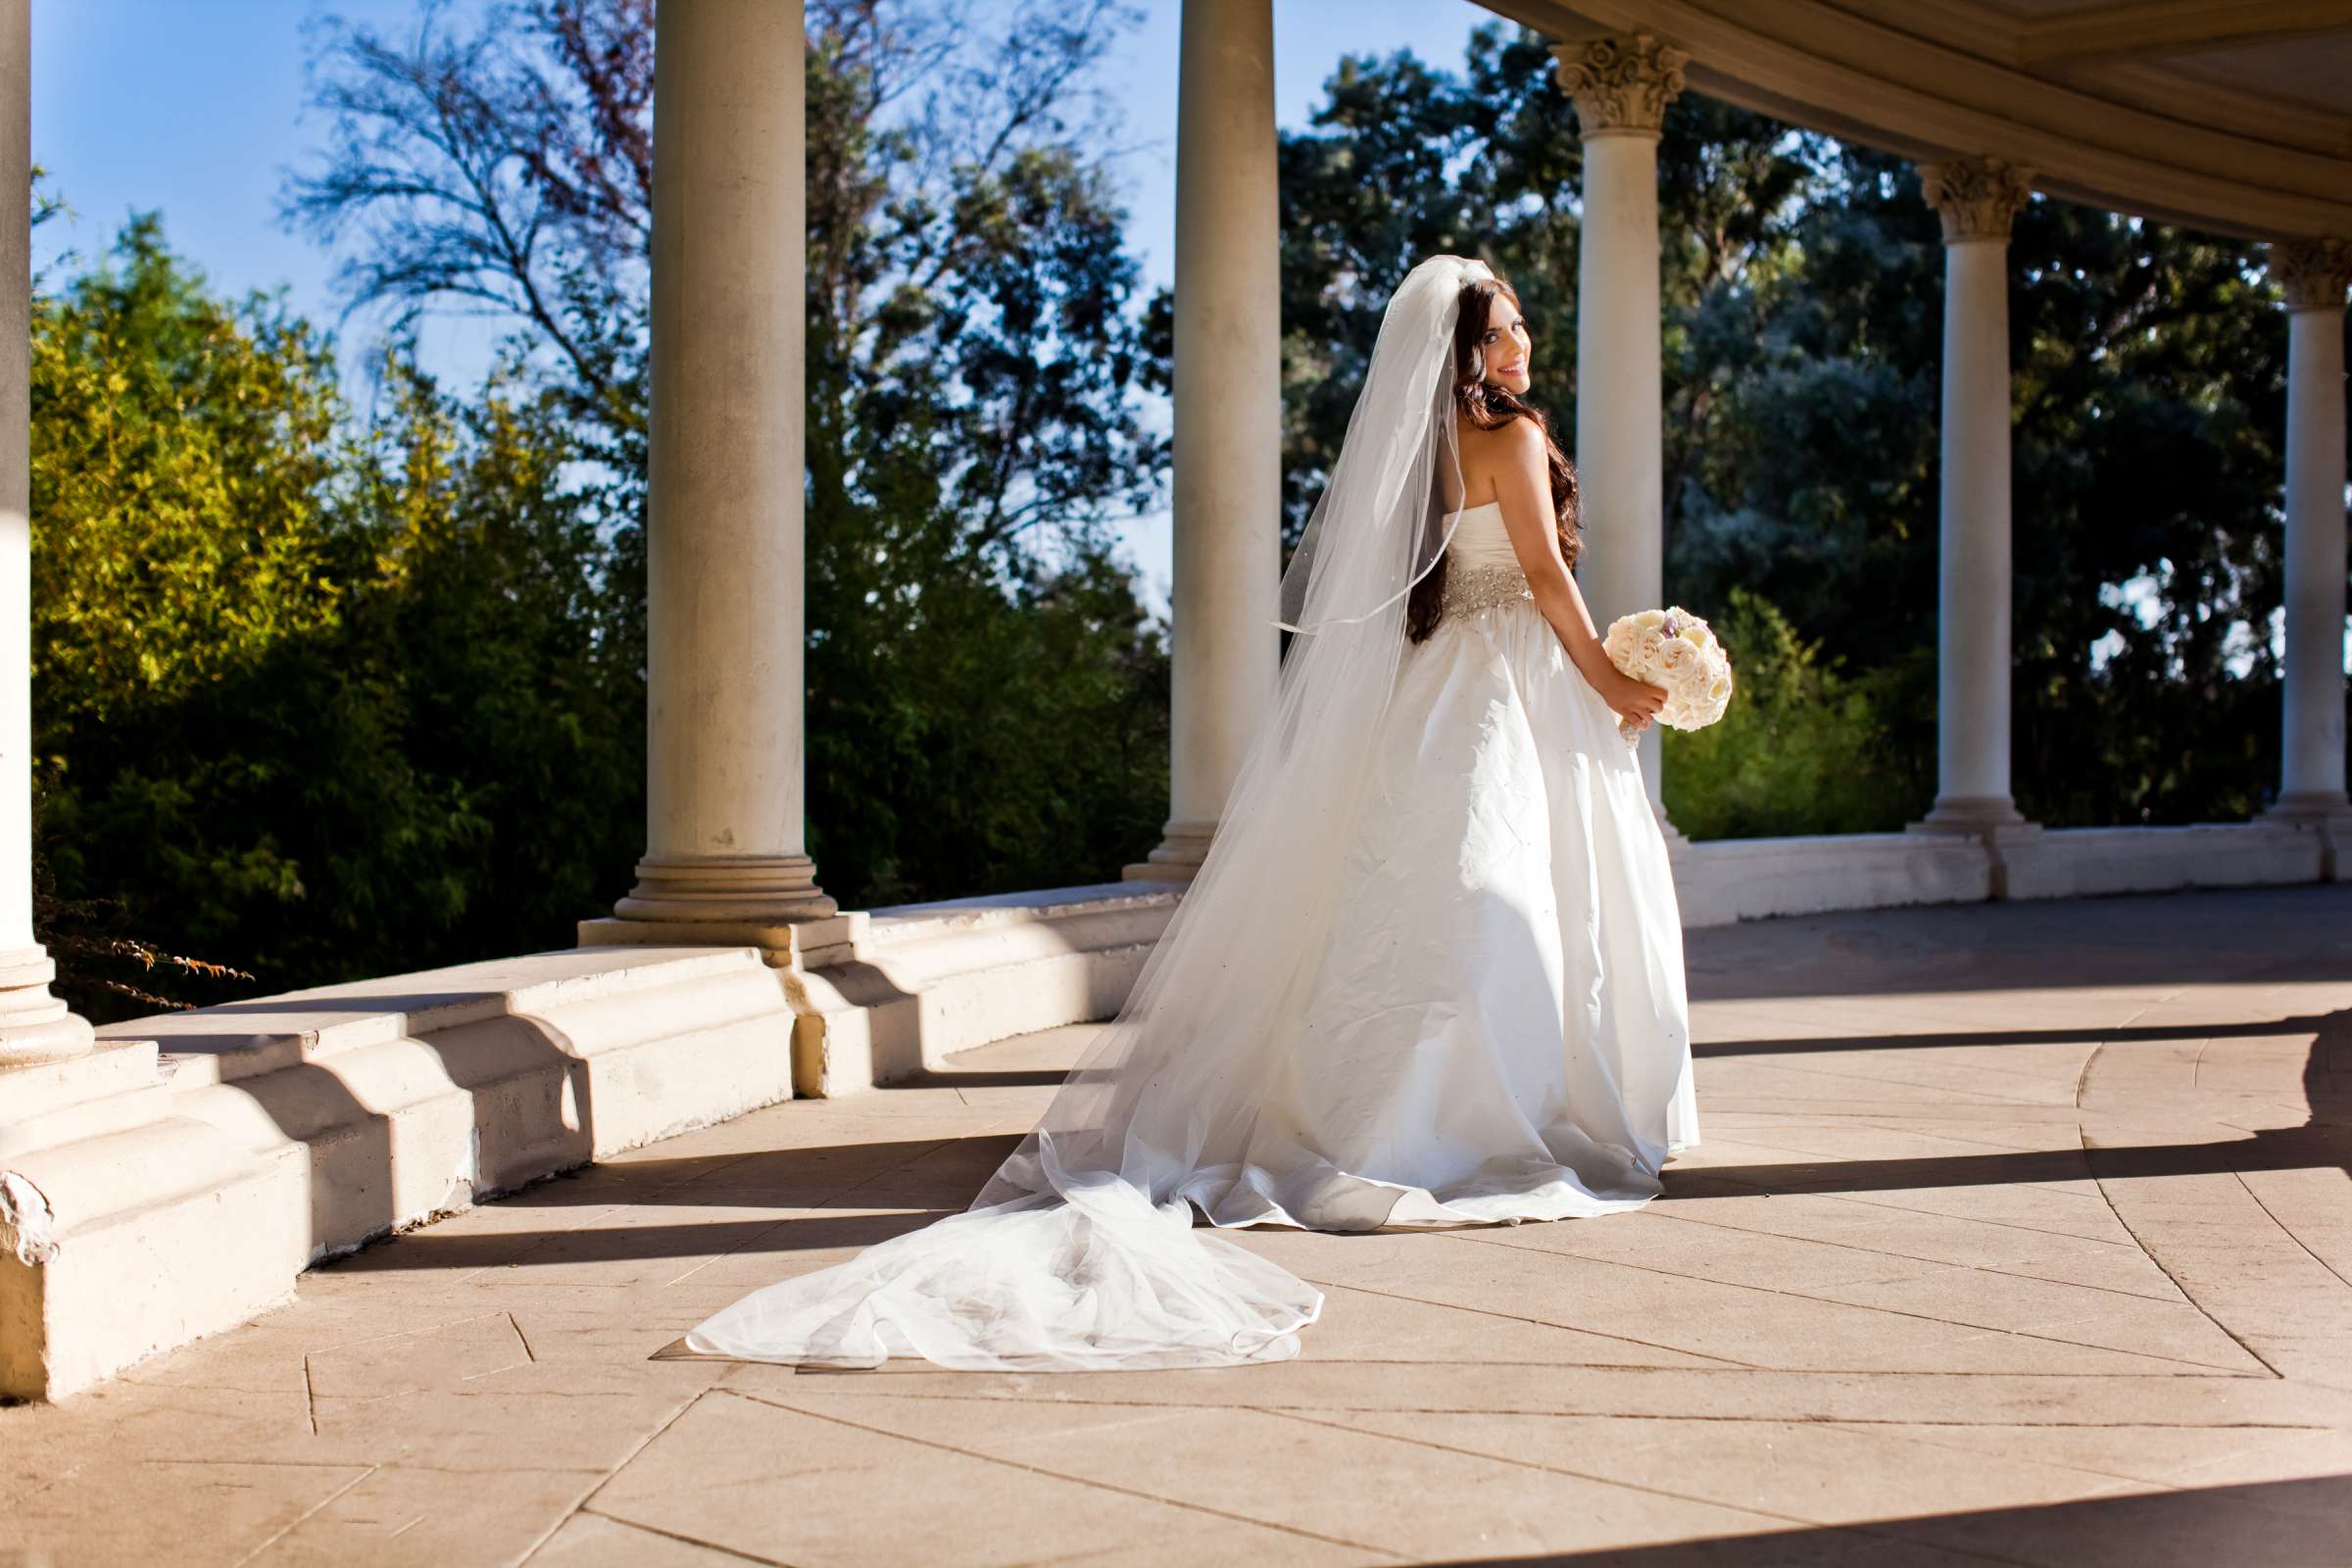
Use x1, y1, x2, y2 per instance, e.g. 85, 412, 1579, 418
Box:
1601, 608, 1735, 746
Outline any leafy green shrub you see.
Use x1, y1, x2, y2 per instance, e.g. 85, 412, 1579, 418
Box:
31, 218, 644, 1020
1662, 588, 1931, 839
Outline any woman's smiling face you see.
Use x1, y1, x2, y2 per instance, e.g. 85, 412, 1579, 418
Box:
1481, 294, 1532, 395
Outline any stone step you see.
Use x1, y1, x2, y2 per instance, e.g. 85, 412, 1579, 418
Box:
5, 947, 803, 1399
790, 881, 1183, 1096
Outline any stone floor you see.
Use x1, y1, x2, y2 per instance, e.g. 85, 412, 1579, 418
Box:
5, 884, 2350, 1566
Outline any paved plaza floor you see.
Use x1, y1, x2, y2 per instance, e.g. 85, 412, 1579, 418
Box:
5, 884, 2349, 1566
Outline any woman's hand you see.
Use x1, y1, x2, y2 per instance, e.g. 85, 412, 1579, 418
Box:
1597, 668, 1666, 729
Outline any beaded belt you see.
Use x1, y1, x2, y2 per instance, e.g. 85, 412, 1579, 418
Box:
1440, 561, 1537, 618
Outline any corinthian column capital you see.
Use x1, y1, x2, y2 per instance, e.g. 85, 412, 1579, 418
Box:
1551, 33, 1687, 138
2272, 237, 2352, 313
1919, 157, 2035, 243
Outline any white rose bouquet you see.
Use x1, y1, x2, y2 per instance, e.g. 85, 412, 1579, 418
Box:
1601, 608, 1735, 745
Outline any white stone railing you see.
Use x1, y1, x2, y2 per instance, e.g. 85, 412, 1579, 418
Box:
1670, 818, 2333, 922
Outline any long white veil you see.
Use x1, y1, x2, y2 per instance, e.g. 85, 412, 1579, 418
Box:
685, 255, 1493, 1370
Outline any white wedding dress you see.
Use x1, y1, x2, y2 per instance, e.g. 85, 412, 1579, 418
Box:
684, 255, 1696, 1373
1165, 498, 1696, 1233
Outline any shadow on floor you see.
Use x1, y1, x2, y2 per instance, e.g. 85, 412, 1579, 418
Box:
318, 1133, 1025, 1272
322, 1206, 959, 1272
1677, 1001, 2348, 1199
1666, 1121, 2351, 1200
1690, 1010, 2343, 1058
1685, 883, 2352, 1005
1428, 1473, 2350, 1565
896, 1066, 1079, 1089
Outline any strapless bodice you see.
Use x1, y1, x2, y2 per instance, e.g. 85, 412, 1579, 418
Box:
1434, 501, 1537, 620
1446, 500, 1518, 568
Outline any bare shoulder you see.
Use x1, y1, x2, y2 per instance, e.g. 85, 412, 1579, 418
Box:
1458, 412, 1542, 452
1497, 414, 1546, 459
1456, 413, 1546, 486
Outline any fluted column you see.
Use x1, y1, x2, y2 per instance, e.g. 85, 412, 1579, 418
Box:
1125, 0, 1280, 882
2264, 236, 2352, 876
1554, 34, 1685, 821
1911, 157, 2038, 843
0, 0, 91, 1069
587, 0, 836, 947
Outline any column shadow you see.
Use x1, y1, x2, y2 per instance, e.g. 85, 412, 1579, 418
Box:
1672, 1005, 2349, 1198
1425, 1473, 2349, 1564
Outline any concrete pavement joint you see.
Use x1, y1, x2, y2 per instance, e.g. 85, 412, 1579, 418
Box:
1439, 1228, 2257, 1376
558, 1507, 794, 1565
1635, 1204, 2197, 1303
723, 1386, 1411, 1560
1297, 1276, 1760, 1368
2078, 1126, 2286, 1381
2231, 1170, 2352, 1295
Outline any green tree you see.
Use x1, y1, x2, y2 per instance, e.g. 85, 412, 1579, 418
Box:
31, 217, 645, 1018
800, 3, 1169, 900
1661, 590, 1923, 839
286, 0, 1175, 908
330, 347, 647, 965
32, 213, 345, 745
31, 215, 353, 1014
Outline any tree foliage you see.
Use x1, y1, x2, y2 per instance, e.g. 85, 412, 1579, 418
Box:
35, 1, 1177, 1016
33, 214, 345, 743
285, 0, 1171, 909
1660, 590, 1925, 839
31, 218, 645, 1018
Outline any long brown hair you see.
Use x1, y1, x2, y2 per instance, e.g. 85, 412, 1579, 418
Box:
1404, 272, 1581, 643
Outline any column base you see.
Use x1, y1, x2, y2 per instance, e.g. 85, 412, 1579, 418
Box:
0, 947, 95, 1069
2264, 789, 2352, 820
1122, 818, 1215, 884
585, 854, 853, 967
2262, 791, 2352, 880
611, 853, 837, 920
1908, 795, 2037, 836
578, 912, 859, 969
1907, 796, 2041, 898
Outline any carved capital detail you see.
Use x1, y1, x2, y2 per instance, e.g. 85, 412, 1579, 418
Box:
1918, 158, 2035, 243
2272, 237, 2352, 312
1551, 33, 1688, 137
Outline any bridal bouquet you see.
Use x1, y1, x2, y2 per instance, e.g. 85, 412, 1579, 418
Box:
1602, 608, 1734, 744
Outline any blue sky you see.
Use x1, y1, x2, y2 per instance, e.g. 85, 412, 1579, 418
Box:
30, 0, 1501, 612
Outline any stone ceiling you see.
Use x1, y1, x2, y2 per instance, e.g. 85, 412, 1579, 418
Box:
1481, 0, 2352, 238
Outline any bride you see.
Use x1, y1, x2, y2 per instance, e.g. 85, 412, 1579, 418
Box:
686, 255, 1698, 1371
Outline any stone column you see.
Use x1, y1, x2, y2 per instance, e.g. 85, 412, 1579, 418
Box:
582, 0, 842, 958
0, 0, 90, 1069
1554, 33, 1686, 821
2264, 236, 2352, 876
1125, 0, 1281, 883
1910, 157, 2039, 849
